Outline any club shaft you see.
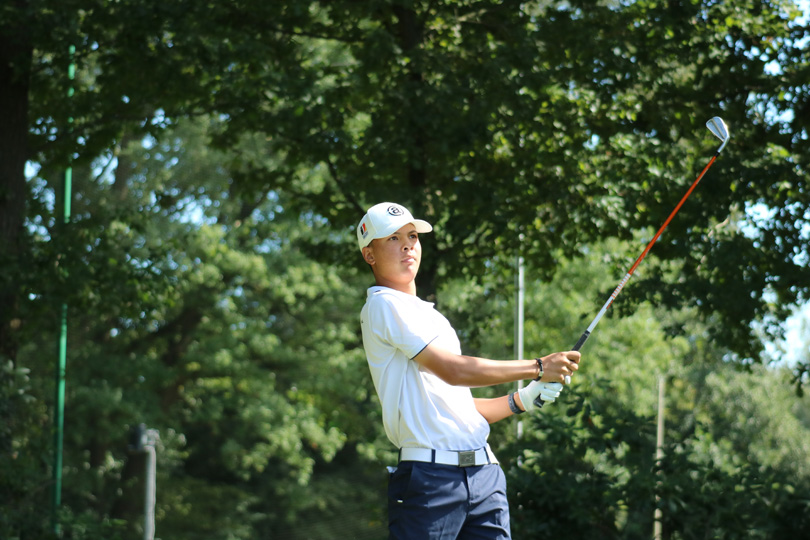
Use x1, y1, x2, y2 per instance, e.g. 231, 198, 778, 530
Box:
535, 126, 726, 407
573, 152, 720, 352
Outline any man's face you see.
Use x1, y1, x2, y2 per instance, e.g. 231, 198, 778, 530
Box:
362, 223, 422, 291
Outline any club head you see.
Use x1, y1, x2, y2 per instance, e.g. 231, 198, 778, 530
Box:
706, 116, 729, 153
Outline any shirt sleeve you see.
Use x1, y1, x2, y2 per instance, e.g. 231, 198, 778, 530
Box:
366, 293, 439, 359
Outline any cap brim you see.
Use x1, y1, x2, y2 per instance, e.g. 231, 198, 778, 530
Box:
374, 219, 433, 242
412, 219, 433, 233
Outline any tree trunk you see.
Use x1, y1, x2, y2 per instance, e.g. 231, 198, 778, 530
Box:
0, 2, 33, 363
390, 6, 440, 302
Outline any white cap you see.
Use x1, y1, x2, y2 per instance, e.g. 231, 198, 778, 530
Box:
356, 202, 433, 250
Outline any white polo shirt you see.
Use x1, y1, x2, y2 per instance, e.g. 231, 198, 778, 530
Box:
360, 286, 490, 451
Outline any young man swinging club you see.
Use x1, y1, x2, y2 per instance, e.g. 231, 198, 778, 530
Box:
358, 202, 581, 539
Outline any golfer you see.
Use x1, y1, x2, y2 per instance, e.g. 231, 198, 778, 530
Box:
358, 202, 581, 539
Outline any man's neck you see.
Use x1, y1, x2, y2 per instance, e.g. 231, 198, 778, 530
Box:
374, 278, 416, 296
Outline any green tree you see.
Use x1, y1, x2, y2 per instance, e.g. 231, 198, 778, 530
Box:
4, 1, 810, 360
3, 1, 810, 538
484, 249, 810, 539
4, 115, 390, 538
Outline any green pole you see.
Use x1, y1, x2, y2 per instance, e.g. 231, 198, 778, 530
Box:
53, 43, 75, 536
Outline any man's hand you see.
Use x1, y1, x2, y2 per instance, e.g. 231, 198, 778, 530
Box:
537, 350, 581, 383
518, 381, 563, 412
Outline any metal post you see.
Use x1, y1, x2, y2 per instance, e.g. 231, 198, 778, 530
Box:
653, 376, 665, 540
143, 429, 159, 540
52, 43, 75, 535
129, 424, 159, 540
514, 248, 525, 439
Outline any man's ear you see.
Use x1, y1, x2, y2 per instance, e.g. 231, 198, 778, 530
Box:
362, 246, 375, 265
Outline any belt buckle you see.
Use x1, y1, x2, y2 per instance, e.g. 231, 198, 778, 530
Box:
458, 450, 476, 467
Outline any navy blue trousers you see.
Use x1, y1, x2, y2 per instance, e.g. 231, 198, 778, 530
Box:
387, 461, 511, 539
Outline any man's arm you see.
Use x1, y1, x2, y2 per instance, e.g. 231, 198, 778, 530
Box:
412, 342, 580, 387
473, 396, 514, 424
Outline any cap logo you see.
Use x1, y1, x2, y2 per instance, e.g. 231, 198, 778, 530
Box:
387, 205, 404, 217
359, 222, 368, 238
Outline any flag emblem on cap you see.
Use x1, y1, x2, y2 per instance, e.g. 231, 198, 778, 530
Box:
360, 223, 368, 238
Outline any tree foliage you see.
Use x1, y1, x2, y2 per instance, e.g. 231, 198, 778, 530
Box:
2, 1, 810, 538
432, 242, 810, 538
5, 0, 809, 352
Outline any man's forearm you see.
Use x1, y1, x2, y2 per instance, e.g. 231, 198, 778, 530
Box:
415, 345, 538, 387
473, 396, 516, 424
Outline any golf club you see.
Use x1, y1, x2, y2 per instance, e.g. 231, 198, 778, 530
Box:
535, 117, 730, 407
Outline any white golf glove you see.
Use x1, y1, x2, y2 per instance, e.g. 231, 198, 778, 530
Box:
518, 381, 564, 412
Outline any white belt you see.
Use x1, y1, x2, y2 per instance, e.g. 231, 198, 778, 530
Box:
399, 445, 498, 467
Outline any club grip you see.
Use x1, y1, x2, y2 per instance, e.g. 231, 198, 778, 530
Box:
573, 330, 590, 352
533, 330, 591, 407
